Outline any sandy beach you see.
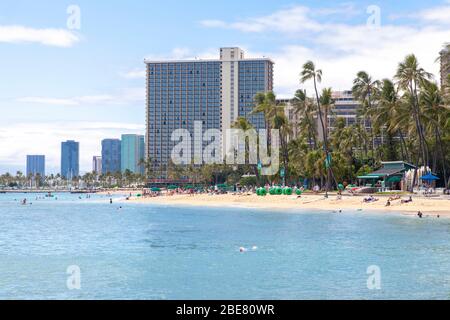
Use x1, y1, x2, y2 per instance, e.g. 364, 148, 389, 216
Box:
125, 193, 450, 217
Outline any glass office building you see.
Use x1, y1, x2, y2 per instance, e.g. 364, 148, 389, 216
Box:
145, 47, 273, 178
121, 134, 145, 175
61, 140, 79, 179
26, 155, 45, 178
101, 139, 121, 174
92, 156, 102, 175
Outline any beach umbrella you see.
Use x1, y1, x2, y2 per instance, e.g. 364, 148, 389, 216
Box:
420, 173, 439, 182
151, 187, 161, 192
167, 185, 178, 190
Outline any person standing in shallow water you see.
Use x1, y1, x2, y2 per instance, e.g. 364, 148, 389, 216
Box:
110, 198, 113, 204
418, 211, 423, 218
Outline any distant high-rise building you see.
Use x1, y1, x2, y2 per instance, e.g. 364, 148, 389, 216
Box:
61, 140, 79, 179
101, 139, 121, 174
26, 155, 45, 178
440, 45, 450, 87
121, 134, 145, 174
330, 91, 362, 129
281, 91, 388, 146
92, 156, 102, 174
145, 47, 273, 177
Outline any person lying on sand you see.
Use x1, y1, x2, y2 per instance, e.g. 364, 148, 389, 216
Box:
388, 195, 401, 202
401, 196, 413, 204
363, 195, 379, 203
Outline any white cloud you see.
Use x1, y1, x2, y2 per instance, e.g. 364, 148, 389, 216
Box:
121, 48, 219, 79
270, 24, 449, 97
200, 6, 323, 33
144, 47, 218, 62
312, 3, 361, 17
199, 3, 450, 97
0, 25, 80, 47
419, 5, 450, 24
0, 121, 144, 173
16, 97, 79, 106
120, 69, 146, 79
16, 88, 144, 106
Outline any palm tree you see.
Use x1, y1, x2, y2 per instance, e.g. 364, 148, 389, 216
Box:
437, 43, 450, 88
352, 71, 380, 161
167, 159, 185, 181
123, 169, 134, 187
420, 80, 449, 189
331, 118, 359, 181
300, 61, 335, 195
26, 173, 33, 188
271, 106, 293, 183
370, 79, 401, 161
138, 158, 155, 181
395, 54, 432, 190
291, 89, 317, 149
252, 92, 278, 132
231, 117, 259, 180
320, 87, 334, 143
15, 171, 24, 188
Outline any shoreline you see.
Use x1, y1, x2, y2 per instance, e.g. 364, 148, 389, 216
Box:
124, 193, 450, 217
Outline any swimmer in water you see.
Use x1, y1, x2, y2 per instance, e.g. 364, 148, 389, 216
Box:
239, 247, 247, 253
110, 198, 113, 204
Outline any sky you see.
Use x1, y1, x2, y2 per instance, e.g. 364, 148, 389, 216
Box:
0, 0, 449, 174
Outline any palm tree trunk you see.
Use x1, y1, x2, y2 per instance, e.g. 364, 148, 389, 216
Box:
412, 82, 429, 167
312, 76, 332, 195
397, 130, 408, 162
367, 94, 376, 161
436, 128, 448, 189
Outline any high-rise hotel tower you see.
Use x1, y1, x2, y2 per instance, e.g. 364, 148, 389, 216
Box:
145, 47, 274, 178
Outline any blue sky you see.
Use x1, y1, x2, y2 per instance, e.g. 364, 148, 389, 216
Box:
0, 0, 449, 173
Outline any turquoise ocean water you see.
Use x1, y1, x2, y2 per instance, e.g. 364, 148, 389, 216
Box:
0, 192, 449, 299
